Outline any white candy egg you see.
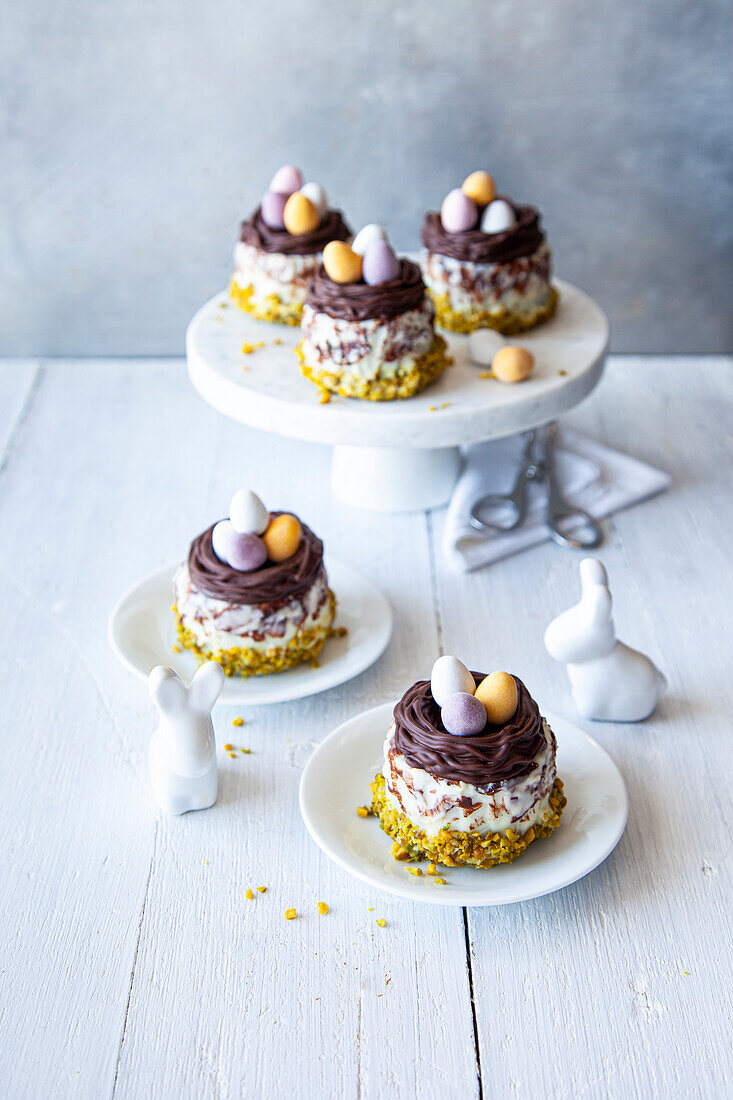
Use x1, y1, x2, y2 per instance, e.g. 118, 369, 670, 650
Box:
351, 223, 387, 256
430, 655, 475, 707
229, 489, 269, 535
467, 329, 505, 366
481, 199, 516, 234
300, 182, 328, 219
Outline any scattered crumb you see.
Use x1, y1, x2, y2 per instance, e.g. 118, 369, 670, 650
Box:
273, 337, 282, 345
357, 806, 370, 819
318, 902, 329, 915
228, 752, 237, 759
257, 886, 267, 893
391, 842, 410, 862
219, 302, 228, 309
285, 908, 297, 920
376, 919, 386, 928
479, 371, 492, 379
367, 907, 374, 912
558, 369, 568, 376
242, 341, 265, 355
428, 402, 451, 411
434, 877, 447, 886
408, 868, 423, 877
386, 977, 391, 985
240, 747, 251, 754
245, 889, 254, 900
232, 716, 244, 727
329, 626, 348, 639
426, 863, 438, 876
223, 743, 234, 751
319, 390, 331, 404
171, 644, 181, 654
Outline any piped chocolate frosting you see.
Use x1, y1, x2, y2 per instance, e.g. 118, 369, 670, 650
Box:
392, 674, 547, 788
421, 197, 545, 264
188, 513, 324, 604
306, 259, 426, 322
239, 207, 351, 256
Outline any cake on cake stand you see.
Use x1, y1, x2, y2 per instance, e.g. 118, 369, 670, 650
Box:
186, 278, 608, 512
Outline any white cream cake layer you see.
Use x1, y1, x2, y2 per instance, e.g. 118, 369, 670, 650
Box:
421, 242, 553, 317
232, 241, 321, 307
174, 563, 332, 653
382, 719, 557, 839
299, 298, 435, 383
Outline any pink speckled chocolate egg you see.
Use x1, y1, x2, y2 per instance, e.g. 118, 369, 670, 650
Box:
440, 189, 478, 233
362, 240, 400, 285
269, 165, 303, 196
441, 692, 487, 736
260, 191, 287, 229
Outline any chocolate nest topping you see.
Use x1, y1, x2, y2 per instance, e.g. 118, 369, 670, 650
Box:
188, 513, 324, 605
305, 259, 426, 322
239, 207, 351, 256
421, 197, 545, 264
392, 674, 547, 788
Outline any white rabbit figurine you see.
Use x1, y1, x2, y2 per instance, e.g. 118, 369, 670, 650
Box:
544, 558, 665, 722
148, 661, 225, 814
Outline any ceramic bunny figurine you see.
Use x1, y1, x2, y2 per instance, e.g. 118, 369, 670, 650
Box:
148, 662, 225, 814
544, 558, 665, 722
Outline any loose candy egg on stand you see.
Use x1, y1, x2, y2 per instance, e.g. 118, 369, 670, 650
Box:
229, 489, 269, 535
284, 192, 320, 235
260, 191, 287, 230
352, 223, 387, 256
269, 165, 303, 196
430, 655, 475, 707
481, 198, 516, 234
491, 346, 535, 384
440, 189, 479, 233
441, 692, 488, 736
362, 240, 400, 285
263, 513, 302, 562
323, 240, 363, 285
467, 328, 505, 366
462, 170, 496, 206
300, 182, 327, 220
475, 671, 519, 724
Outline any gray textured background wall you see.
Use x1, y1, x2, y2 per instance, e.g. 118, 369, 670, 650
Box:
2, 0, 731, 356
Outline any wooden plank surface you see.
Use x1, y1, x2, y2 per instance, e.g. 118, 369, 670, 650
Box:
0, 356, 731, 1099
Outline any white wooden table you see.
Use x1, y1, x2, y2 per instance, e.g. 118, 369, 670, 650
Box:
1, 356, 730, 1100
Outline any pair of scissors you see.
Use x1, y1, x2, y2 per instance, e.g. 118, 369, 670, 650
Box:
469, 423, 603, 550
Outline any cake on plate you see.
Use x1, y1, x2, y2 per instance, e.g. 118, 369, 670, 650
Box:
296, 224, 452, 401
421, 170, 557, 335
173, 489, 335, 677
230, 165, 351, 325
370, 656, 566, 867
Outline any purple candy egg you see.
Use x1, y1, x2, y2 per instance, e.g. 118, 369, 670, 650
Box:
441, 692, 487, 737
362, 240, 401, 286
211, 521, 267, 573
260, 190, 287, 230
440, 188, 478, 233
269, 165, 303, 196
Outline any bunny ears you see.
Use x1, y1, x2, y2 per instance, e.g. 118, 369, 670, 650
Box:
149, 662, 224, 715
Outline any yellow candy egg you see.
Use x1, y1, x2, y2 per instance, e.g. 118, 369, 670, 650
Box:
283, 192, 320, 235
323, 240, 363, 285
263, 514, 302, 562
475, 671, 518, 725
491, 345, 535, 384
462, 171, 496, 206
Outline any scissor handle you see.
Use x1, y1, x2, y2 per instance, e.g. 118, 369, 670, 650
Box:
547, 507, 603, 549
470, 490, 524, 533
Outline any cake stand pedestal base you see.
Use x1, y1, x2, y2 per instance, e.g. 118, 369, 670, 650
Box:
330, 444, 462, 513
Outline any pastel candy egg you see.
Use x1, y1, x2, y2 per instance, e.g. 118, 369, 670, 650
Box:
362, 240, 400, 285
269, 165, 303, 196
431, 655, 475, 707
283, 192, 320, 235
440, 189, 478, 233
263, 513, 302, 562
475, 671, 519, 724
212, 519, 237, 564
442, 692, 487, 737
211, 521, 267, 572
481, 198, 516, 234
352, 223, 387, 256
462, 170, 496, 206
229, 489, 269, 535
300, 182, 327, 219
323, 240, 363, 284
491, 345, 535, 383
260, 191, 287, 230
467, 328, 505, 366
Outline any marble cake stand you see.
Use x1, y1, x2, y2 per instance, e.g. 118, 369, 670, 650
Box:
186, 278, 608, 512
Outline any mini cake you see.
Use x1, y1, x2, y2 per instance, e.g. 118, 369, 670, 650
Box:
173, 489, 335, 677
421, 170, 557, 335
231, 165, 351, 325
296, 225, 452, 401
371, 656, 566, 867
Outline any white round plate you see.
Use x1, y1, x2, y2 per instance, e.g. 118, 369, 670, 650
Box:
108, 559, 392, 705
187, 277, 608, 449
299, 702, 628, 906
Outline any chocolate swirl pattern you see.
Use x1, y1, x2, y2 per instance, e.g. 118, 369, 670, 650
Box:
188, 514, 325, 604
421, 198, 544, 264
239, 208, 351, 256
305, 259, 426, 322
392, 675, 547, 787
